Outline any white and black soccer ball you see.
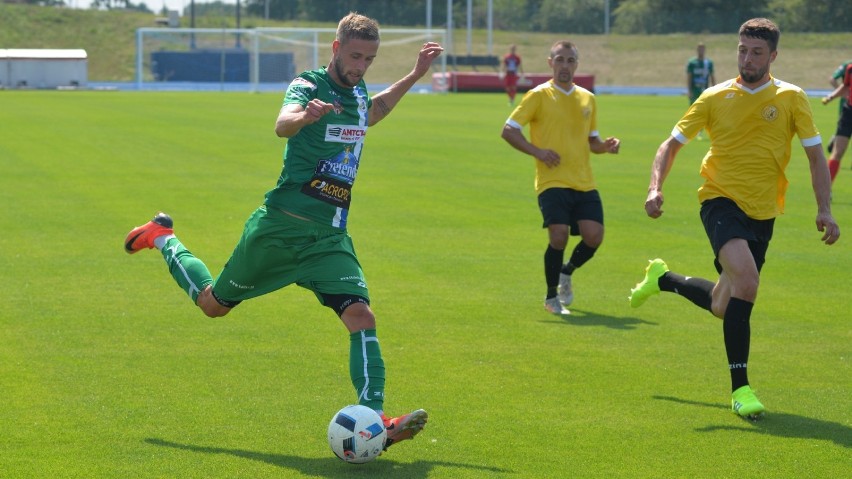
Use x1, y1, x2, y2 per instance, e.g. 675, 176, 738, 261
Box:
327, 405, 387, 464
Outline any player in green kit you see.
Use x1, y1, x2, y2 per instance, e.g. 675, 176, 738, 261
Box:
123, 12, 443, 451
686, 43, 715, 104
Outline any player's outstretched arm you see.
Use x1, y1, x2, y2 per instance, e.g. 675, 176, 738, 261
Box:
368, 42, 444, 126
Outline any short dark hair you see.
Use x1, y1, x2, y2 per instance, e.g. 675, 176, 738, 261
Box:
739, 18, 780, 52
549, 41, 577, 58
336, 12, 380, 44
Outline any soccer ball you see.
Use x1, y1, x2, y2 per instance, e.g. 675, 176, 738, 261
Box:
327, 405, 387, 464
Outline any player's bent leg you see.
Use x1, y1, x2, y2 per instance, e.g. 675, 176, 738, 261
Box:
715, 240, 759, 303
340, 301, 376, 332
629, 258, 668, 308
710, 273, 733, 319
196, 285, 233, 318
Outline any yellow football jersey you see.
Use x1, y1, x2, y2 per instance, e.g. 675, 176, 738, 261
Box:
507, 80, 599, 194
673, 76, 821, 219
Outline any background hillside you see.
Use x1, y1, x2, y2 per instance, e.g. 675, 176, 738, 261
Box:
1, 4, 850, 89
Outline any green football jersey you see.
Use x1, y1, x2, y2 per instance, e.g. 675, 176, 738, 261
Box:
686, 57, 714, 90
831, 61, 851, 111
264, 67, 372, 229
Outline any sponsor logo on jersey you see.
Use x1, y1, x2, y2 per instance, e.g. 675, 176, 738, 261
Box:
326, 124, 367, 143
316, 146, 359, 182
301, 176, 352, 209
317, 159, 358, 181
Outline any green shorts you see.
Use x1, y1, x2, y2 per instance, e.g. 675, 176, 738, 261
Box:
212, 206, 369, 305
689, 87, 704, 104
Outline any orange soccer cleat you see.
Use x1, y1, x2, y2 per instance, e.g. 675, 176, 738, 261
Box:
124, 212, 173, 254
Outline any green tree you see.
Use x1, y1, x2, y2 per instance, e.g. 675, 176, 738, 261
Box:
244, 0, 300, 20
533, 0, 606, 34
767, 0, 851, 33
612, 0, 768, 33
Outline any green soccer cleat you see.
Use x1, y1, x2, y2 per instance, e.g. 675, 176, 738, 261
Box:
731, 385, 765, 420
628, 258, 669, 308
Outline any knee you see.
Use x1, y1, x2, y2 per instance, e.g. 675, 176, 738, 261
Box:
583, 234, 603, 249
200, 302, 231, 318
735, 273, 760, 301
548, 229, 570, 249
341, 303, 376, 332
579, 222, 604, 248
197, 286, 232, 318
711, 276, 759, 318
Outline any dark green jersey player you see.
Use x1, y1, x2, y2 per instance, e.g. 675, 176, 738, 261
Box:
124, 12, 444, 451
686, 43, 715, 104
265, 69, 370, 228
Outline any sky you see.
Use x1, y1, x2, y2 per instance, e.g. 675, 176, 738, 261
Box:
150, 0, 238, 15
66, 0, 236, 14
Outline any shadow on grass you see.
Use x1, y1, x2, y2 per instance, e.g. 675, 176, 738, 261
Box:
144, 438, 512, 477
652, 395, 851, 448
540, 308, 658, 330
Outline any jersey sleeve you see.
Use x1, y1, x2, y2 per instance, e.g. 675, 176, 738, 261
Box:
506, 89, 540, 128
588, 94, 599, 138
673, 94, 708, 142
283, 73, 319, 107
793, 89, 821, 146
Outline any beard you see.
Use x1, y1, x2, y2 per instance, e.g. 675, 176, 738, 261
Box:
333, 57, 359, 87
556, 71, 574, 84
739, 64, 767, 84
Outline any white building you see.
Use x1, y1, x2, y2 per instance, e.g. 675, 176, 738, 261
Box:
0, 49, 88, 89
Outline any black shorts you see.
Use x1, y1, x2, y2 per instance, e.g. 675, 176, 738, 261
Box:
835, 102, 852, 138
700, 197, 775, 274
538, 188, 604, 235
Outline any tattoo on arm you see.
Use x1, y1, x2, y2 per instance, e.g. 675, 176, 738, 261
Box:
374, 97, 391, 118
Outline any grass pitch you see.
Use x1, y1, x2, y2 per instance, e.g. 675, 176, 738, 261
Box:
0, 90, 849, 478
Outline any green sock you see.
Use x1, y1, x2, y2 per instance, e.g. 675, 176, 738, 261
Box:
160, 237, 214, 304
349, 329, 386, 411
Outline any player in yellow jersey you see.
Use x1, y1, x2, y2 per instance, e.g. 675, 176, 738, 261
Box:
628, 18, 840, 420
501, 41, 621, 315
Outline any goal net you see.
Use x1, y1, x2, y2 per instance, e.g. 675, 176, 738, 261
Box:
135, 27, 447, 93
